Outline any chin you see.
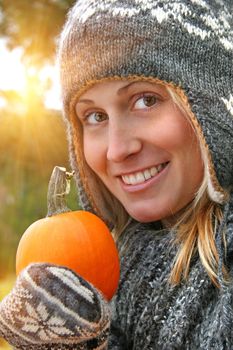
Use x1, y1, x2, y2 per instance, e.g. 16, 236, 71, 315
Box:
127, 207, 164, 223
126, 200, 180, 224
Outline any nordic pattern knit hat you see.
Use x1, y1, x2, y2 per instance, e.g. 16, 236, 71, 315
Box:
59, 0, 233, 224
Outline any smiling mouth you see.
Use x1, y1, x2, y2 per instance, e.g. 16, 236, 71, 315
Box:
121, 162, 169, 185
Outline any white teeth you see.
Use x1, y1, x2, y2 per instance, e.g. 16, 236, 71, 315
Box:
121, 163, 167, 186
143, 169, 151, 180
123, 175, 131, 184
136, 172, 145, 183
129, 174, 137, 185
157, 164, 163, 172
150, 167, 158, 177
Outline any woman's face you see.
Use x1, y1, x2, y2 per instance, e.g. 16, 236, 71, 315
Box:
75, 80, 204, 223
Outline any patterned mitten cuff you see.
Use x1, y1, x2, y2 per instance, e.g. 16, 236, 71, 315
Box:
0, 263, 110, 349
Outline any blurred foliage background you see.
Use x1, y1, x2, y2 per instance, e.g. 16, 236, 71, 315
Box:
0, 0, 77, 293
0, 1, 80, 347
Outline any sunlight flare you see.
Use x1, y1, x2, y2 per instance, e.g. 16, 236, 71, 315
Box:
0, 40, 61, 110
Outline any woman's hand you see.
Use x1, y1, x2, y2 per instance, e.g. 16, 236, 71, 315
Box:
0, 263, 110, 349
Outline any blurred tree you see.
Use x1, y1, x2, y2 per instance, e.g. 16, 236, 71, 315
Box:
0, 106, 79, 277
0, 0, 75, 66
0, 0, 79, 277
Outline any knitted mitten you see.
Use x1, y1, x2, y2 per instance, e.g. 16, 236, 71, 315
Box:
0, 263, 110, 349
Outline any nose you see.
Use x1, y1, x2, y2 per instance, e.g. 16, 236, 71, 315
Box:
106, 119, 142, 162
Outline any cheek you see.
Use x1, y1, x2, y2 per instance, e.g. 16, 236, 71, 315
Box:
83, 139, 96, 170
156, 111, 204, 184
83, 136, 105, 175
171, 123, 204, 193
157, 111, 198, 153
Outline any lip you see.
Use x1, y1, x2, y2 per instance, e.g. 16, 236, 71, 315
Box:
118, 161, 170, 193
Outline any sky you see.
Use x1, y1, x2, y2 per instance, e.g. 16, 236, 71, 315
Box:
0, 39, 61, 110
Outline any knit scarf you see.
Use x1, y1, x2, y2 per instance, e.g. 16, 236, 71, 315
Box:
109, 196, 233, 349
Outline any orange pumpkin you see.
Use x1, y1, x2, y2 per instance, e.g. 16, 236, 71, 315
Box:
16, 167, 120, 301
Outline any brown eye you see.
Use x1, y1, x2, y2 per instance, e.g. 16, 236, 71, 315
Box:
134, 94, 157, 109
143, 95, 157, 107
94, 112, 106, 122
86, 111, 108, 124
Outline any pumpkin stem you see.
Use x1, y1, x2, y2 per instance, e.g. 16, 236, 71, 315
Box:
47, 166, 75, 217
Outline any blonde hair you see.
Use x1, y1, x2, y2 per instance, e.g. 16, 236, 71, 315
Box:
165, 86, 226, 286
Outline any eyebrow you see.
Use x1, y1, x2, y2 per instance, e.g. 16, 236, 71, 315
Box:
76, 98, 93, 105
76, 81, 143, 105
117, 81, 141, 95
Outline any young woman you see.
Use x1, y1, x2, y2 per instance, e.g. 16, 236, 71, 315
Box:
0, 0, 232, 349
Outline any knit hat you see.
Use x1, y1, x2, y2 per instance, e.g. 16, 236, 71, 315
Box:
58, 0, 233, 224
0, 264, 110, 349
